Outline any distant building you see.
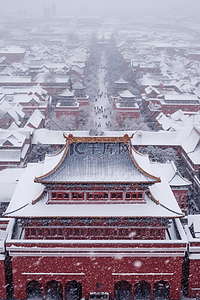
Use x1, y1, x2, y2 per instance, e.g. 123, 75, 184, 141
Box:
55, 89, 79, 121
114, 77, 129, 93
0, 47, 26, 63
112, 90, 140, 125
0, 130, 31, 170
51, 4, 56, 17
43, 7, 50, 19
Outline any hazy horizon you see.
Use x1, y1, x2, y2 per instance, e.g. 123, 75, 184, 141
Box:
0, 0, 200, 18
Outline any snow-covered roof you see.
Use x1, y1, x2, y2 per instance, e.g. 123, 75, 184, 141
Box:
115, 78, 128, 85
156, 110, 200, 131
132, 130, 189, 146
119, 90, 136, 98
32, 129, 65, 145
0, 149, 21, 162
0, 47, 26, 54
148, 164, 184, 216
4, 160, 183, 219
0, 168, 25, 202
71, 65, 84, 75
164, 94, 199, 101
72, 82, 85, 90
0, 84, 47, 96
35, 137, 160, 184
59, 88, 74, 97
187, 143, 200, 165
0, 76, 31, 83
9, 94, 40, 104
151, 160, 191, 186
145, 85, 160, 95
0, 130, 26, 147
182, 127, 200, 153
26, 110, 45, 129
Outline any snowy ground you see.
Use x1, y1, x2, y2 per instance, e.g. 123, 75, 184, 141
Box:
90, 51, 112, 131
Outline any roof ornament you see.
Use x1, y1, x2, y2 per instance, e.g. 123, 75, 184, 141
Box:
63, 133, 134, 144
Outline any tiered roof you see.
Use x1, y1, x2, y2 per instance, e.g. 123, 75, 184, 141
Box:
4, 134, 184, 219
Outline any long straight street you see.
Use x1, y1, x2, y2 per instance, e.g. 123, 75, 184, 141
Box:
91, 51, 112, 131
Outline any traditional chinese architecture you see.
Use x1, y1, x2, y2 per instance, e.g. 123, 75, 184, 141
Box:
3, 133, 188, 300
112, 90, 140, 125
142, 92, 200, 118
184, 215, 200, 298
0, 130, 31, 170
72, 82, 90, 106
150, 160, 192, 215
0, 218, 13, 299
55, 89, 79, 120
114, 78, 129, 93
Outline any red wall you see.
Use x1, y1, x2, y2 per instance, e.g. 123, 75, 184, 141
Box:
11, 254, 183, 300
0, 259, 7, 299
188, 259, 200, 298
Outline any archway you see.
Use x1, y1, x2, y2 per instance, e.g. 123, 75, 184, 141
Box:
114, 280, 132, 300
65, 280, 82, 300
153, 281, 170, 300
26, 280, 43, 300
134, 281, 151, 300
45, 280, 63, 300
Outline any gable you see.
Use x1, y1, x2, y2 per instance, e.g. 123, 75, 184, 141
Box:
29, 98, 38, 104
3, 112, 14, 120
3, 140, 13, 146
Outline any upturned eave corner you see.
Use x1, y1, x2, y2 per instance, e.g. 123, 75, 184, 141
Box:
128, 144, 161, 183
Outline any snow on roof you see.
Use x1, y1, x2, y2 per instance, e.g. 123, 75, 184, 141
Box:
119, 90, 136, 98
0, 76, 31, 83
21, 144, 30, 160
26, 110, 45, 129
164, 94, 199, 101
148, 164, 184, 216
71, 65, 84, 75
187, 215, 200, 237
0, 130, 26, 147
35, 141, 159, 184
132, 130, 189, 146
182, 127, 200, 153
72, 82, 85, 90
115, 77, 128, 84
0, 168, 25, 202
4, 162, 183, 219
0, 84, 47, 96
151, 160, 191, 186
32, 129, 65, 145
187, 143, 200, 165
32, 130, 136, 146
194, 220, 200, 237
156, 113, 173, 131
0, 149, 21, 162
138, 75, 178, 87
157, 111, 200, 131
145, 85, 160, 95
0, 47, 26, 54
170, 110, 188, 122
8, 122, 19, 130
59, 88, 74, 97
130, 146, 157, 179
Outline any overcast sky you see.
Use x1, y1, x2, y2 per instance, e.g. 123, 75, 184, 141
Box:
0, 0, 200, 17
